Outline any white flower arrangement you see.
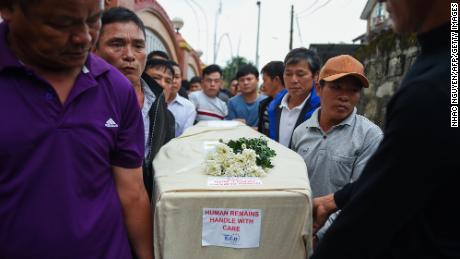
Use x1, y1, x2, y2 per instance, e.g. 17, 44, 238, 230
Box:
205, 138, 276, 177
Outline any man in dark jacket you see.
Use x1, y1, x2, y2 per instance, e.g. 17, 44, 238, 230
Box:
312, 0, 459, 258
95, 8, 175, 201
258, 61, 285, 136
267, 48, 321, 148
142, 60, 176, 200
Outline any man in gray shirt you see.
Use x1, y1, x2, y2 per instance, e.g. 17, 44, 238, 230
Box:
291, 55, 382, 241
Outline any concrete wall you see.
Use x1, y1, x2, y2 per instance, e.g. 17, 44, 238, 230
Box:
355, 30, 419, 128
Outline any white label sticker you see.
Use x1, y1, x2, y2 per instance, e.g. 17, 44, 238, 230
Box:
207, 177, 262, 187
202, 208, 262, 248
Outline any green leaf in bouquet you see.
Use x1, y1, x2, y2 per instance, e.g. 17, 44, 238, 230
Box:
221, 137, 276, 169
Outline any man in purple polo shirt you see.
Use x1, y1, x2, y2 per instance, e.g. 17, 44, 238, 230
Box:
0, 1, 153, 258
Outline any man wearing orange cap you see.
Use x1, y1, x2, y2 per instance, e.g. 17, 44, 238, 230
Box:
292, 55, 382, 241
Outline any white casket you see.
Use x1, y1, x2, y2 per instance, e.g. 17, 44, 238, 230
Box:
153, 121, 313, 259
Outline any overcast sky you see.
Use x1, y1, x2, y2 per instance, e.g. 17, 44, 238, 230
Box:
158, 0, 368, 69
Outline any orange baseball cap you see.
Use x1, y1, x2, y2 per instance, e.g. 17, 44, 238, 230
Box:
319, 55, 369, 88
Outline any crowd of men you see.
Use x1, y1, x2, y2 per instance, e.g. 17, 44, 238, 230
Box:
0, 0, 457, 258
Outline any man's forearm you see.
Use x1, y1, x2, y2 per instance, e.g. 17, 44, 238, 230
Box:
113, 166, 154, 259
121, 190, 153, 259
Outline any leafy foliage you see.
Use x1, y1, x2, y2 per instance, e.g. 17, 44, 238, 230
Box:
222, 56, 253, 86
220, 137, 276, 169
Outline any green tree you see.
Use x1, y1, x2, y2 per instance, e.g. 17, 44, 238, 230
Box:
222, 56, 253, 87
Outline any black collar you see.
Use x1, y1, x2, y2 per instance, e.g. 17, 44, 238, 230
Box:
417, 23, 450, 55
141, 72, 165, 98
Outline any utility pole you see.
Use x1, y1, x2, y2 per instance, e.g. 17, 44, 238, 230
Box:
289, 5, 294, 50
213, 0, 222, 63
255, 1, 261, 68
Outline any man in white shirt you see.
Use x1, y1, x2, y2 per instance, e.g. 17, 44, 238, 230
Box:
267, 48, 321, 148
189, 64, 228, 122
169, 61, 196, 136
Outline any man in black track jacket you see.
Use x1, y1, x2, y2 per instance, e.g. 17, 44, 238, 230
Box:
312, 0, 460, 258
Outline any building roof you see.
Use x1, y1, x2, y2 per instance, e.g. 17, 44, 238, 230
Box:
309, 43, 363, 63
360, 0, 376, 20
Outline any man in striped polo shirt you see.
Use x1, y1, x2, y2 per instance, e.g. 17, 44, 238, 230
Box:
189, 64, 228, 122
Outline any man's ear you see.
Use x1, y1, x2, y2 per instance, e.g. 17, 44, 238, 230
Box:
273, 76, 283, 87
315, 80, 322, 94
313, 73, 319, 82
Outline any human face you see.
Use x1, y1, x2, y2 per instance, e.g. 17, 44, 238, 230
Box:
316, 76, 362, 125
262, 73, 281, 98
238, 74, 258, 96
1, 0, 103, 72
95, 21, 146, 86
146, 66, 173, 90
378, 0, 434, 33
230, 80, 239, 96
202, 72, 222, 97
189, 82, 202, 93
171, 65, 182, 95
284, 60, 316, 99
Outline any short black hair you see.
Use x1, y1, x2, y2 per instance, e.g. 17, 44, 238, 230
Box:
190, 76, 202, 84
145, 58, 174, 76
100, 7, 146, 39
147, 50, 170, 61
236, 64, 259, 80
202, 64, 222, 77
169, 60, 179, 68
169, 61, 181, 76
261, 61, 285, 86
284, 47, 321, 75
181, 79, 190, 90
2, 0, 45, 13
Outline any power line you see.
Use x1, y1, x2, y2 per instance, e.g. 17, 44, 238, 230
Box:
303, 0, 332, 17
296, 0, 332, 19
292, 0, 331, 48
297, 0, 319, 16
309, 0, 332, 15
